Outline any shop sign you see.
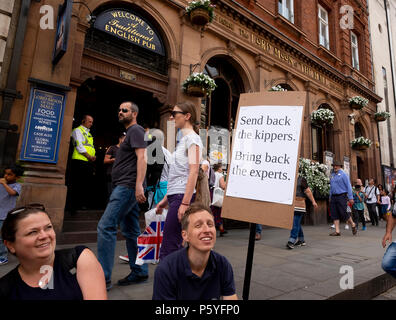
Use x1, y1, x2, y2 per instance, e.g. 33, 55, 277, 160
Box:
94, 9, 165, 56
52, 0, 72, 65
20, 88, 66, 163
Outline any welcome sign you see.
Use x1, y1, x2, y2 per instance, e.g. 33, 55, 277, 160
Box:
94, 9, 165, 56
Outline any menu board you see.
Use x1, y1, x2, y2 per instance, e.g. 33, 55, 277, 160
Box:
20, 88, 66, 163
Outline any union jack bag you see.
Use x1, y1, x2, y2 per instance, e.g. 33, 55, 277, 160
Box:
136, 208, 167, 265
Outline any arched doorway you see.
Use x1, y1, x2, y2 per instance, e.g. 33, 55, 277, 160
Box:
354, 122, 367, 181
66, 5, 169, 213
203, 57, 245, 130
311, 103, 334, 163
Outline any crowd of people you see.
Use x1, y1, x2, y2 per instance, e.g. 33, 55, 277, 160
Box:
1, 100, 396, 300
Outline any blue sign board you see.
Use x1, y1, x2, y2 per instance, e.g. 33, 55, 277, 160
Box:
94, 8, 165, 56
20, 88, 66, 163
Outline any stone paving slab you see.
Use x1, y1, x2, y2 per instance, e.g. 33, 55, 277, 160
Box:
0, 223, 394, 300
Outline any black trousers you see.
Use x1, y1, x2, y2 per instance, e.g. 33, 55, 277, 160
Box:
69, 159, 94, 212
352, 208, 365, 228
366, 203, 378, 226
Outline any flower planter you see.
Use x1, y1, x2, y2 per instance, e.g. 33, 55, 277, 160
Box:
375, 116, 387, 122
350, 102, 363, 110
312, 119, 331, 127
190, 8, 210, 25
186, 84, 206, 97
353, 144, 369, 151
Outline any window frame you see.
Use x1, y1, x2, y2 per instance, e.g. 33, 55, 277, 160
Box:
278, 0, 294, 23
318, 5, 330, 50
351, 31, 360, 70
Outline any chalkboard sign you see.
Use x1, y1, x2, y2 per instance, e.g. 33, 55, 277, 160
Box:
94, 9, 165, 56
20, 88, 66, 163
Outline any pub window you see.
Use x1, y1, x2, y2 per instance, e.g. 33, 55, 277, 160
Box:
351, 31, 360, 70
318, 5, 330, 49
278, 0, 294, 23
354, 122, 364, 139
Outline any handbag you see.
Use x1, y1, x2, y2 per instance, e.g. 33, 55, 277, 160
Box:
211, 187, 224, 207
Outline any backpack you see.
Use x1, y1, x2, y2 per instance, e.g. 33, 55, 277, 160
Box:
0, 247, 78, 299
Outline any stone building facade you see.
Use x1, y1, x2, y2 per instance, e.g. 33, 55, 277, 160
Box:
368, 0, 396, 191
2, 0, 382, 233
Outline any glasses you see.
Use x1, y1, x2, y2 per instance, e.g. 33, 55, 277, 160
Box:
170, 111, 186, 117
8, 203, 45, 215
118, 108, 130, 113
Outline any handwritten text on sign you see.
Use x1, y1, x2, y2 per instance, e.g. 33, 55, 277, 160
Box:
226, 105, 303, 205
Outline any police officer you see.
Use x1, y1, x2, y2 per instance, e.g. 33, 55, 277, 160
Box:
70, 115, 96, 214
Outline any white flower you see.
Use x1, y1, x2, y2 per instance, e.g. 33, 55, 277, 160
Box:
348, 96, 368, 107
310, 109, 334, 125
350, 136, 372, 147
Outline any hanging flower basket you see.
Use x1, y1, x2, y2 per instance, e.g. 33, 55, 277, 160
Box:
182, 72, 217, 97
269, 85, 286, 91
348, 96, 368, 110
187, 84, 206, 97
186, 0, 215, 26
374, 111, 391, 122
310, 108, 334, 126
351, 136, 372, 151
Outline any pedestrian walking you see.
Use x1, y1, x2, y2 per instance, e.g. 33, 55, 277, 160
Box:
97, 101, 148, 290
0, 165, 23, 266
152, 203, 237, 300
286, 175, 317, 249
364, 179, 380, 226
352, 183, 366, 230
329, 160, 357, 236
0, 204, 107, 300
380, 189, 391, 222
210, 163, 227, 236
156, 101, 203, 260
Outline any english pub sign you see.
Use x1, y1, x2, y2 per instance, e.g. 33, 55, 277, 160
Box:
20, 88, 66, 163
94, 9, 165, 56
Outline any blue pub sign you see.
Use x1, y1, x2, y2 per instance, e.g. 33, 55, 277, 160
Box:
20, 87, 66, 163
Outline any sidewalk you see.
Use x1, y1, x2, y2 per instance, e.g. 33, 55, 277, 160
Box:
1, 221, 395, 300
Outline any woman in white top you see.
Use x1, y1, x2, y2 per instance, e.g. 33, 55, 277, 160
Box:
210, 163, 227, 236
156, 102, 202, 259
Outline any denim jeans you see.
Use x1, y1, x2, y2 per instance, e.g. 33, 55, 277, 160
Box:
288, 211, 304, 243
0, 220, 7, 260
97, 185, 148, 282
256, 224, 262, 234
382, 242, 396, 278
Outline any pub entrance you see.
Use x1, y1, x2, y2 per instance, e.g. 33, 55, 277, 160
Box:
65, 77, 162, 213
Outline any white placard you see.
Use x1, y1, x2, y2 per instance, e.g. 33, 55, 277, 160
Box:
226, 105, 303, 205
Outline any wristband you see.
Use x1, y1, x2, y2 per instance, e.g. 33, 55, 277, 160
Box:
181, 203, 190, 206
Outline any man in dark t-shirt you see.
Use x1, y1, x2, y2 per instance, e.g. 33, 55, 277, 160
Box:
97, 101, 148, 290
153, 203, 237, 300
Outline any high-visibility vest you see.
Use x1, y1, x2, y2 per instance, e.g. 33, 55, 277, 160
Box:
71, 125, 96, 161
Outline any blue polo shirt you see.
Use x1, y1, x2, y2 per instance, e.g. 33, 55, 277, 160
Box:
330, 169, 353, 200
152, 247, 236, 300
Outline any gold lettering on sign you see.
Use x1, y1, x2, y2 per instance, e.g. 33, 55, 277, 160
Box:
215, 14, 343, 94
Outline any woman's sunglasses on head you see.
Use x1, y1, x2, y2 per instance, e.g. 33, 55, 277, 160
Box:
8, 203, 45, 215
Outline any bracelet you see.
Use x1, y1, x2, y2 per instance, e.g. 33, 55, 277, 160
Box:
181, 202, 190, 206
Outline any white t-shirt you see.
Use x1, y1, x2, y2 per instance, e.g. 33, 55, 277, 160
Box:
167, 132, 203, 195
364, 185, 380, 204
214, 171, 224, 189
201, 159, 210, 178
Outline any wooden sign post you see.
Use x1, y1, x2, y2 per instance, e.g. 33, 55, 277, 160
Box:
222, 91, 306, 299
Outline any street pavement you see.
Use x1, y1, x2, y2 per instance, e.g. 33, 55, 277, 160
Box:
1, 220, 395, 300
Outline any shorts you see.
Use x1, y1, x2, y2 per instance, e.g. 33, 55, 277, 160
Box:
330, 193, 350, 222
